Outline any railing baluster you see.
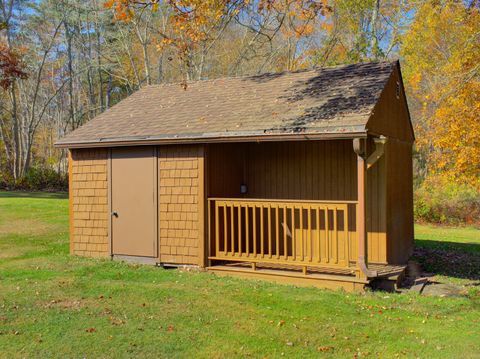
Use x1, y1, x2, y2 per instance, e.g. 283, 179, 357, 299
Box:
223, 203, 228, 255
299, 206, 304, 261
231, 205, 235, 256
246, 205, 250, 257
215, 202, 220, 257
316, 206, 321, 263
283, 206, 288, 259
238, 204, 242, 256
260, 205, 264, 258
345, 205, 350, 266
307, 206, 313, 262
334, 207, 338, 264
325, 207, 330, 263
275, 205, 280, 259
268, 204, 272, 258
291, 206, 295, 260
252, 205, 257, 258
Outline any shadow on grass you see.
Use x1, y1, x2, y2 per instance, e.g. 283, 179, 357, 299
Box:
414, 239, 480, 281
0, 191, 68, 199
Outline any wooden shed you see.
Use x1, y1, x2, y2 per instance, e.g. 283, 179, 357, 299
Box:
56, 60, 414, 291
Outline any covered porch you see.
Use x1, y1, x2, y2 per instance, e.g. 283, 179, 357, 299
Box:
205, 138, 404, 289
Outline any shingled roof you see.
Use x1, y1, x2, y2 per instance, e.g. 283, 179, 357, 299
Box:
56, 60, 399, 148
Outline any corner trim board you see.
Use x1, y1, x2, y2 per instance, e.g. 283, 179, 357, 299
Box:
68, 150, 74, 255
108, 148, 113, 257
154, 146, 159, 260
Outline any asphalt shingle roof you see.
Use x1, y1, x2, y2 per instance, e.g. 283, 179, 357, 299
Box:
56, 60, 397, 147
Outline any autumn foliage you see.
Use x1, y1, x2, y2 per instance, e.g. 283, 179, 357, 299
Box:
104, 0, 330, 51
402, 1, 480, 189
0, 41, 27, 89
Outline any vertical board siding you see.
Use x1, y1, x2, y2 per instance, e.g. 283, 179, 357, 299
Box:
366, 148, 387, 263
386, 139, 414, 263
158, 145, 204, 265
246, 141, 357, 201
209, 140, 358, 201
367, 67, 414, 143
70, 148, 109, 257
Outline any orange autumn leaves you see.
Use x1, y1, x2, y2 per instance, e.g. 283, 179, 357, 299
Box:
104, 0, 136, 21
104, 0, 331, 50
0, 41, 27, 90
104, 0, 238, 62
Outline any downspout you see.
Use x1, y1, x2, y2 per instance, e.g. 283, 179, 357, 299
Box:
367, 136, 387, 169
353, 137, 387, 279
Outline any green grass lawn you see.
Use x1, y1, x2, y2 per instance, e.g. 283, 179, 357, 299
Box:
414, 224, 480, 285
0, 192, 479, 358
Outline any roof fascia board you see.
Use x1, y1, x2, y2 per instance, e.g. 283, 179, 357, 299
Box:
395, 61, 416, 141
55, 131, 367, 149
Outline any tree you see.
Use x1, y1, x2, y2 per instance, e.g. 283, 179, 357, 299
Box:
104, 0, 332, 78
308, 0, 412, 66
401, 0, 480, 187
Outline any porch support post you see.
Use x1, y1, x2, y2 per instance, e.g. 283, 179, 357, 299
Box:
353, 138, 378, 279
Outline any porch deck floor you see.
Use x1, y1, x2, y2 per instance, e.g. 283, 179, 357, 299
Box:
207, 261, 407, 291
212, 261, 406, 278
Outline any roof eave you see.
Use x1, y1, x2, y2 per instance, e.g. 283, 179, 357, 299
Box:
54, 130, 367, 149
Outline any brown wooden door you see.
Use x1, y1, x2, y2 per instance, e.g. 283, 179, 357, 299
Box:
111, 146, 157, 257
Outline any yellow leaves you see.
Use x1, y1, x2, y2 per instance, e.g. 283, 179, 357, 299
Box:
156, 37, 174, 52
429, 82, 480, 186
401, 1, 480, 188
291, 23, 315, 38
277, 0, 331, 44
408, 72, 422, 91
166, 0, 230, 47
320, 21, 333, 31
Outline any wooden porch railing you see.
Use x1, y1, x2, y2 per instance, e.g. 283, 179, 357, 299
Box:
208, 198, 357, 271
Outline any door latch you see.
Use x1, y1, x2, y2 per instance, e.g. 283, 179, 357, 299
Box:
112, 211, 118, 217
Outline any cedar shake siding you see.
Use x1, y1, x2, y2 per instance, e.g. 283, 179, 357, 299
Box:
159, 145, 204, 265
70, 148, 109, 257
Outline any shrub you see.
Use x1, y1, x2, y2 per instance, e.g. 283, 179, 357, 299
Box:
414, 177, 480, 225
0, 166, 68, 192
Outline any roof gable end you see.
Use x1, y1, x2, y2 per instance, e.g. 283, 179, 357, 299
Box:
366, 61, 415, 142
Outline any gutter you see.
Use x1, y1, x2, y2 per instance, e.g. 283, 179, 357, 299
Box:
54, 130, 367, 149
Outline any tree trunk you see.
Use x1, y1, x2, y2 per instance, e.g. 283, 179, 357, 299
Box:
65, 22, 76, 130
10, 83, 21, 179
370, 0, 380, 59
93, 0, 104, 111
105, 73, 112, 109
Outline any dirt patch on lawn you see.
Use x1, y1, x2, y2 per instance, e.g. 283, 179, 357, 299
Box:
43, 299, 86, 310
0, 218, 53, 236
